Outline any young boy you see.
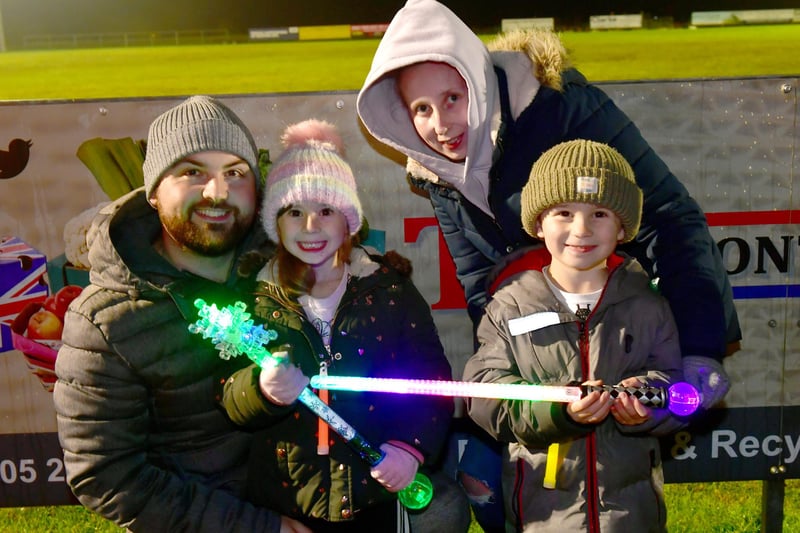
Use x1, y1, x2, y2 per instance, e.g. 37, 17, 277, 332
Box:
463, 139, 686, 532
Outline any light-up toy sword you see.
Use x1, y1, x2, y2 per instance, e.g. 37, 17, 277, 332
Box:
309, 375, 701, 417
188, 299, 433, 510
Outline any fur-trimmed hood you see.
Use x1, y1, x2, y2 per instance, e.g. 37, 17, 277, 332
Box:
487, 29, 569, 97
357, 0, 569, 202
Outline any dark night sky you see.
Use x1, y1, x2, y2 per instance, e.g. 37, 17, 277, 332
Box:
1, 1, 796, 48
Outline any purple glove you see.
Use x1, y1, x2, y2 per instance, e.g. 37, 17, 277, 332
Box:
370, 443, 420, 492
258, 350, 309, 406
683, 355, 730, 409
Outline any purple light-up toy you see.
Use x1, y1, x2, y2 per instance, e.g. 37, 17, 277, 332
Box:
309, 376, 702, 417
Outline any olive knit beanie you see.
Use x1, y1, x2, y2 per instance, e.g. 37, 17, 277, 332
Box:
262, 119, 363, 243
142, 95, 260, 200
521, 139, 642, 243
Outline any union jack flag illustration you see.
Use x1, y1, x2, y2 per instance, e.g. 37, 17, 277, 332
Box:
0, 236, 48, 352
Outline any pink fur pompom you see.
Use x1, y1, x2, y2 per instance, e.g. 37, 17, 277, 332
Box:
280, 119, 344, 155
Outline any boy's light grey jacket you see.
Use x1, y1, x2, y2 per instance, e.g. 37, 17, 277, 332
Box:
464, 254, 684, 532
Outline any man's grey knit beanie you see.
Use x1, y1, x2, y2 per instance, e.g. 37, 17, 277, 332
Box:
142, 95, 260, 198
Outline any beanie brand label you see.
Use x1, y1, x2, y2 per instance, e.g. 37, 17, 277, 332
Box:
576, 176, 599, 194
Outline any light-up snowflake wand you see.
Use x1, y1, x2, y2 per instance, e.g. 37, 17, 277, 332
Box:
188, 298, 434, 510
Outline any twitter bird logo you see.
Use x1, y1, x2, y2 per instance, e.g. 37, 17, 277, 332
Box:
0, 139, 33, 179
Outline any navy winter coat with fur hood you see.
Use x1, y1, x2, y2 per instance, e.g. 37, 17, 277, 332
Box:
357, 0, 740, 363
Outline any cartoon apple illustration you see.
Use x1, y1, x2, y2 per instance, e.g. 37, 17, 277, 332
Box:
11, 301, 44, 334
26, 309, 64, 340
43, 285, 83, 320
42, 295, 59, 317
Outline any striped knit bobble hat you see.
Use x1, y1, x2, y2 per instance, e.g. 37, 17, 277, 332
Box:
521, 139, 642, 243
262, 119, 363, 243
143, 95, 260, 200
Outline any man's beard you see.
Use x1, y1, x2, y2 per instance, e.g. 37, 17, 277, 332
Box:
159, 208, 252, 256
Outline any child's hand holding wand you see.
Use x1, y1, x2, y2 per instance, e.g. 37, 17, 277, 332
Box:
566, 380, 613, 425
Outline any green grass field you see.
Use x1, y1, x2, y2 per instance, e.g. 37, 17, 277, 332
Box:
1, 480, 798, 532
1, 24, 799, 101
1, 23, 799, 532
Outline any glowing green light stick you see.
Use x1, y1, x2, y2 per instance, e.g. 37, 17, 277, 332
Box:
188, 299, 433, 510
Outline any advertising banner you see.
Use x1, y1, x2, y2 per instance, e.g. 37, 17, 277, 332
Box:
0, 77, 798, 505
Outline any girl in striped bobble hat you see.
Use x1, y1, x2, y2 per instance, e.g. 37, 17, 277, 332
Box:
219, 119, 454, 532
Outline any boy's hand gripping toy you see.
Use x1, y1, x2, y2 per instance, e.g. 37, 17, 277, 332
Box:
188, 299, 433, 510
